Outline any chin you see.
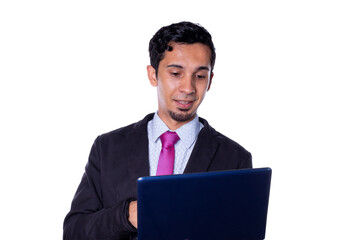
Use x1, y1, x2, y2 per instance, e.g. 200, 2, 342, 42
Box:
169, 110, 195, 122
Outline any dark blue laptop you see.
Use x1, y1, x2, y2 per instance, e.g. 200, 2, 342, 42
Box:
137, 167, 272, 240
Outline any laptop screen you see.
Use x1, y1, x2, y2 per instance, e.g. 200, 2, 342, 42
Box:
137, 168, 272, 240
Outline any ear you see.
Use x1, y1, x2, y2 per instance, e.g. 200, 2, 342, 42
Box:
147, 65, 158, 87
207, 72, 214, 91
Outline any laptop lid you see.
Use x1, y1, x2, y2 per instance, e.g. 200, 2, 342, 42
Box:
137, 167, 272, 240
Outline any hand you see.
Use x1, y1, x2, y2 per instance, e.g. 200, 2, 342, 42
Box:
128, 201, 138, 229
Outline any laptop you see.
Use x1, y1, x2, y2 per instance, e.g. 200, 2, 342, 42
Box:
137, 167, 272, 240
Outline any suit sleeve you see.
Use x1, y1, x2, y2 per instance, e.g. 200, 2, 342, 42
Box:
238, 151, 252, 169
63, 137, 137, 240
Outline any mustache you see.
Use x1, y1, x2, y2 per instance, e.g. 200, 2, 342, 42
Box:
172, 95, 197, 101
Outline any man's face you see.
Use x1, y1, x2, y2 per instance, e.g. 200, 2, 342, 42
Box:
147, 42, 213, 129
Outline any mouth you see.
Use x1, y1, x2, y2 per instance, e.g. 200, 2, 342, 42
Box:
174, 100, 195, 110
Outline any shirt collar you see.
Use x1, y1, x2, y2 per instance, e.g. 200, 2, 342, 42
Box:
148, 112, 202, 149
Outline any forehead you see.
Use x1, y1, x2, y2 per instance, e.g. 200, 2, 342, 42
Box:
160, 43, 212, 68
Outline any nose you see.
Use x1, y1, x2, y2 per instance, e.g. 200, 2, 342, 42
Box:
179, 75, 195, 94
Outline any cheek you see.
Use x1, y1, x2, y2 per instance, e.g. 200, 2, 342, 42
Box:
199, 90, 208, 102
197, 81, 210, 96
158, 80, 174, 103
161, 80, 178, 95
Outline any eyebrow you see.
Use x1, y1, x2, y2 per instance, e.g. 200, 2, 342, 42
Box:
166, 64, 183, 69
166, 64, 210, 71
197, 66, 210, 71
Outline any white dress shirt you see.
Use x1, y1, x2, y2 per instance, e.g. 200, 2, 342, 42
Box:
147, 112, 204, 176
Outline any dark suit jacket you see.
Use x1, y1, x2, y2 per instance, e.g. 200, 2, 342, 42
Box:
63, 113, 252, 240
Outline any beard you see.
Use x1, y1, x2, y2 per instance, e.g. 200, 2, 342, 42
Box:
169, 109, 195, 122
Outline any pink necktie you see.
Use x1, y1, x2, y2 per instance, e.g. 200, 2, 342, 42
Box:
156, 131, 180, 176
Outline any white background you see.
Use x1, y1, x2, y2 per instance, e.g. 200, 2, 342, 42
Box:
1, 0, 359, 239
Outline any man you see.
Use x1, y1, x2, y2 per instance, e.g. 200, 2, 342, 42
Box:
63, 21, 252, 240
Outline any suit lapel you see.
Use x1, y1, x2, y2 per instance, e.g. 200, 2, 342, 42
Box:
124, 114, 218, 176
184, 118, 219, 173
126, 114, 154, 178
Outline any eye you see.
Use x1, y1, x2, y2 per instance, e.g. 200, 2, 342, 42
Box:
170, 72, 181, 78
195, 74, 206, 79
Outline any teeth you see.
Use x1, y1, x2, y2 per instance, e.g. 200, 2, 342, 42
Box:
178, 101, 190, 104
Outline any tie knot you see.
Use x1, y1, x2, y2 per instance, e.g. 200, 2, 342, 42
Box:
160, 131, 180, 149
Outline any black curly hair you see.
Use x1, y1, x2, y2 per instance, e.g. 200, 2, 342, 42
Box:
149, 21, 216, 75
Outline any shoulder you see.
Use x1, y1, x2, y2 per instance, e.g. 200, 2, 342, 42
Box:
199, 117, 252, 166
199, 117, 248, 150
95, 113, 154, 145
